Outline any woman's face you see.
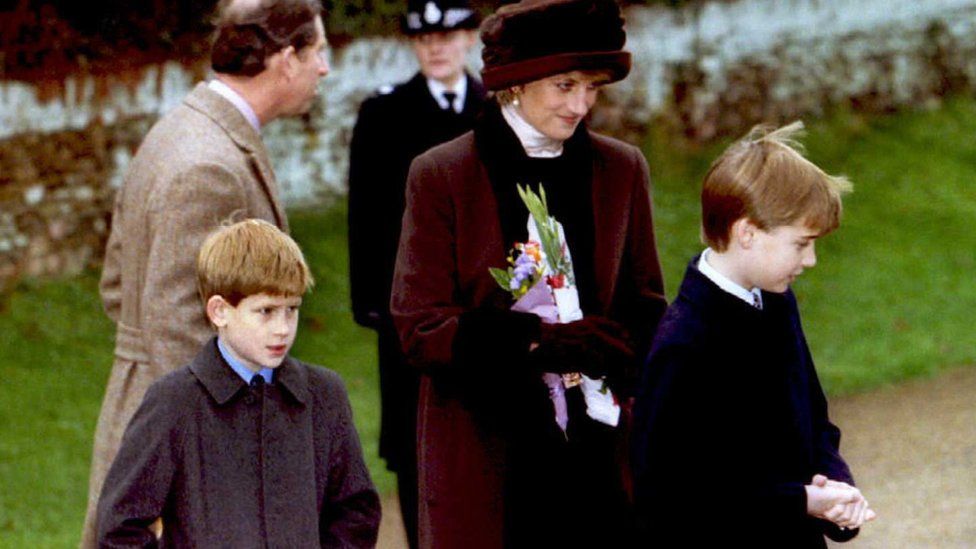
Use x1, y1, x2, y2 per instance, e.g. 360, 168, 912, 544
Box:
516, 71, 611, 141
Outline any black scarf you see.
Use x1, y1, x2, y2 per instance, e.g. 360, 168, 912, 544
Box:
473, 103, 599, 314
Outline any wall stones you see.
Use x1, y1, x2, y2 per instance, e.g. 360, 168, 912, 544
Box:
620, 0, 976, 139
0, 118, 152, 287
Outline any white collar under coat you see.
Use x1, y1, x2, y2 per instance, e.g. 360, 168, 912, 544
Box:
698, 248, 764, 309
500, 102, 564, 158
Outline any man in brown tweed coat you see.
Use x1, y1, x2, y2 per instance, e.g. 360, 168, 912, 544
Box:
80, 0, 331, 545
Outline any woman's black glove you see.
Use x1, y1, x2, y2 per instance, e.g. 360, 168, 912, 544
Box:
453, 308, 541, 373
451, 308, 548, 433
533, 315, 635, 381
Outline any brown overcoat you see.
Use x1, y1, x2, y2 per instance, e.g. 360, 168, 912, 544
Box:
82, 83, 287, 547
391, 130, 667, 548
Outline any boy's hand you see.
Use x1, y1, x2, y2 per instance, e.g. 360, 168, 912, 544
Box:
805, 474, 857, 518
806, 474, 876, 529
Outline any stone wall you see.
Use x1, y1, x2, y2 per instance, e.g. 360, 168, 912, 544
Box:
617, 0, 976, 139
0, 118, 153, 291
2, 0, 976, 285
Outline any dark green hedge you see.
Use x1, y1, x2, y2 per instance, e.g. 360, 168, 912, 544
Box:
0, 0, 692, 79
323, 0, 691, 43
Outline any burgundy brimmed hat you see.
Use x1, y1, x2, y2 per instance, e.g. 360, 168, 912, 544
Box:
480, 0, 631, 91
402, 0, 481, 35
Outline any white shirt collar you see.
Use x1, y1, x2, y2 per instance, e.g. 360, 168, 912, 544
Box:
500, 102, 564, 158
427, 76, 467, 114
208, 79, 261, 132
698, 248, 763, 309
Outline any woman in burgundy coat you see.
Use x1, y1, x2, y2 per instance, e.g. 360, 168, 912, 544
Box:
391, 1, 667, 547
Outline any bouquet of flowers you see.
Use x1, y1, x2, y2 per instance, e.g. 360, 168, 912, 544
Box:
489, 184, 620, 436
489, 241, 545, 299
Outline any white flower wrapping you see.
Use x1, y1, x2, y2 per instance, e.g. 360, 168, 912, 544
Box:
514, 214, 620, 433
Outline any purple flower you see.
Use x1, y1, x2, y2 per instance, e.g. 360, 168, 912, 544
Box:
513, 263, 535, 280
515, 253, 535, 267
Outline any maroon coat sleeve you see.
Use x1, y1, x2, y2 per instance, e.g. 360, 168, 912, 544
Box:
618, 144, 668, 360
390, 152, 466, 372
390, 147, 541, 377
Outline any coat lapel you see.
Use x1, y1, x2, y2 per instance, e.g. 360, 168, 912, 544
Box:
246, 140, 289, 232
589, 136, 626, 315
183, 83, 289, 232
189, 337, 308, 406
274, 357, 309, 406
189, 338, 247, 406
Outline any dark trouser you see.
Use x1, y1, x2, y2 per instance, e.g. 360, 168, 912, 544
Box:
377, 324, 420, 549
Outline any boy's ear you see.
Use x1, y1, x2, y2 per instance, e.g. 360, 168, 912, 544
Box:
731, 217, 760, 249
206, 295, 231, 328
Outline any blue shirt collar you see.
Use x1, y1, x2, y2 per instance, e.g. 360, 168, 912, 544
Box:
217, 337, 274, 384
208, 79, 261, 132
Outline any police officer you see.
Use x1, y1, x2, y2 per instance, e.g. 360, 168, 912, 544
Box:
346, 1, 485, 546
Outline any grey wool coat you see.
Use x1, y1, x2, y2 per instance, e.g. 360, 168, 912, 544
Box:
97, 338, 381, 548
83, 83, 288, 547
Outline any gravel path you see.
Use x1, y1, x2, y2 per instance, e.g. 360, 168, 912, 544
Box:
827, 367, 976, 548
377, 496, 407, 549
377, 367, 976, 548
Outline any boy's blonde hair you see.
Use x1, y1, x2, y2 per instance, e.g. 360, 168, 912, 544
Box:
197, 219, 314, 306
701, 121, 852, 251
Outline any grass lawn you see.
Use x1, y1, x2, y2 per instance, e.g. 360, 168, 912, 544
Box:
0, 205, 394, 548
2, 96, 975, 546
645, 98, 976, 394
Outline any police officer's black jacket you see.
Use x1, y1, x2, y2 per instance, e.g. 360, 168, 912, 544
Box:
348, 71, 487, 328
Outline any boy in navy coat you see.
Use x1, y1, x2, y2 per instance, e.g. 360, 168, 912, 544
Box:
632, 122, 875, 547
97, 220, 380, 547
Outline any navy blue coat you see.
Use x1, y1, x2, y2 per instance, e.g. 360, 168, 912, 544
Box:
632, 257, 859, 548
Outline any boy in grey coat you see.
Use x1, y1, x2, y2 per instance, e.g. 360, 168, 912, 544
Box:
96, 220, 380, 548
83, 1, 331, 544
